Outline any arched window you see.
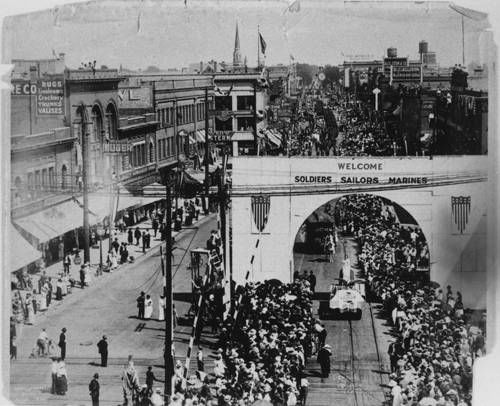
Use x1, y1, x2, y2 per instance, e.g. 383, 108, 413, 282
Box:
106, 103, 118, 140
91, 105, 104, 142
61, 165, 67, 189
149, 141, 154, 163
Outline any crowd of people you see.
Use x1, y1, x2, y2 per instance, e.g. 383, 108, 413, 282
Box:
334, 99, 394, 156
165, 278, 322, 406
337, 194, 484, 406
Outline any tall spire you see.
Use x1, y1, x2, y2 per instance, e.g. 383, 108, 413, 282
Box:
233, 22, 242, 66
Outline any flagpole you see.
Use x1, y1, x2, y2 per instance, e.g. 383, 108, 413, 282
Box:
257, 25, 260, 69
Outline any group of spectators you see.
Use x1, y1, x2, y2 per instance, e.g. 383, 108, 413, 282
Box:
167, 278, 317, 405
334, 99, 394, 156
338, 194, 484, 406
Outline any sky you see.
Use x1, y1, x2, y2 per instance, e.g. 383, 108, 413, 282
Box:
1, 0, 492, 70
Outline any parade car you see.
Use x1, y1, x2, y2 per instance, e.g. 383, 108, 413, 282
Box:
318, 280, 365, 320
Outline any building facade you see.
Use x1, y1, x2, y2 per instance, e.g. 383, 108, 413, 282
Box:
213, 73, 269, 156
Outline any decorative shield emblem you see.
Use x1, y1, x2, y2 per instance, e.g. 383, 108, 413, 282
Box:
251, 195, 271, 233
451, 196, 471, 234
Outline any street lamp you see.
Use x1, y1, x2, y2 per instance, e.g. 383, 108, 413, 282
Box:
96, 225, 105, 276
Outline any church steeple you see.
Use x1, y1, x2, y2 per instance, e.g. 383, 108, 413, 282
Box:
233, 23, 242, 66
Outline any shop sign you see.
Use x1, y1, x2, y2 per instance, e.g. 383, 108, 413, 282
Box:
103, 141, 132, 154
213, 131, 233, 142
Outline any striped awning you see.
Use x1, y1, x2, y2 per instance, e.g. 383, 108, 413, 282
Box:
195, 130, 206, 143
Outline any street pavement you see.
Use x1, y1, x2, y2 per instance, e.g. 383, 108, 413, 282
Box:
9, 213, 218, 406
294, 236, 392, 406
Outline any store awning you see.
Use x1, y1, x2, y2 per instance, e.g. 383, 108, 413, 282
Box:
77, 192, 164, 220
195, 130, 206, 143
11, 224, 41, 272
117, 195, 164, 211
232, 131, 255, 142
14, 199, 91, 244
189, 135, 197, 145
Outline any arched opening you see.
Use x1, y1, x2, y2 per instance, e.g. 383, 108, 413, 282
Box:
61, 165, 67, 189
293, 193, 430, 293
105, 102, 118, 140
91, 105, 104, 142
149, 141, 154, 163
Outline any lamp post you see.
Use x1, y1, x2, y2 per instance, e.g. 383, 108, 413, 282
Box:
96, 226, 105, 276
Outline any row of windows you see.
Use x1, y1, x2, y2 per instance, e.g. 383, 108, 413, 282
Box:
26, 167, 57, 190
156, 103, 207, 128
158, 137, 176, 160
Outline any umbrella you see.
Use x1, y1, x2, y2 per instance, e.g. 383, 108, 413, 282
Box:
429, 281, 440, 289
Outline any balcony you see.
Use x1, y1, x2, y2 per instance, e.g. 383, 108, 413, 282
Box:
12, 127, 74, 152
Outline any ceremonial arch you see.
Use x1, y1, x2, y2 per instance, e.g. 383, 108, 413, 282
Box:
230, 156, 488, 308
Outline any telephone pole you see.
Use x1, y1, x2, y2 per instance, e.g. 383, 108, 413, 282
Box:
204, 87, 210, 214
163, 169, 174, 400
79, 105, 91, 264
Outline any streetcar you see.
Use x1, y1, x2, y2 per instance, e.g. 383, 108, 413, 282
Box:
318, 279, 365, 320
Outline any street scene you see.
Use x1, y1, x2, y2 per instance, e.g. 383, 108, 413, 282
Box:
4, 1, 492, 406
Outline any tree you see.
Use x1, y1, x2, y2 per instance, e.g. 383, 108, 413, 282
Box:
323, 65, 340, 84
296, 63, 316, 85
145, 65, 161, 73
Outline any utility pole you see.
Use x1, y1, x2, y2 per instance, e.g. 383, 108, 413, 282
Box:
164, 169, 173, 401
204, 87, 210, 214
253, 82, 258, 154
81, 110, 91, 264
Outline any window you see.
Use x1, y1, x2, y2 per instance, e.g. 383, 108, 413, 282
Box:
215, 96, 232, 111
215, 117, 233, 131
149, 141, 154, 163
237, 117, 254, 131
61, 166, 67, 189
49, 167, 55, 189
34, 170, 41, 190
237, 95, 255, 111
42, 168, 48, 189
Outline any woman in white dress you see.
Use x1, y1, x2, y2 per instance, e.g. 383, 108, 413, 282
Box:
144, 295, 153, 319
107, 250, 118, 271
158, 295, 165, 321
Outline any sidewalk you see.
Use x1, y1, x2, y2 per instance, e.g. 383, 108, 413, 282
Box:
15, 208, 213, 338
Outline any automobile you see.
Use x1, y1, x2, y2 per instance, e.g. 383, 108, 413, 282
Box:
318, 280, 365, 320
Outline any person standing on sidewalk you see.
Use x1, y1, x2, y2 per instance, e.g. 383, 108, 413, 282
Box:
134, 227, 141, 245
89, 373, 100, 406
63, 253, 71, 276
58, 328, 67, 360
152, 218, 159, 237
128, 228, 133, 245
142, 232, 146, 253
80, 265, 86, 289
97, 336, 108, 367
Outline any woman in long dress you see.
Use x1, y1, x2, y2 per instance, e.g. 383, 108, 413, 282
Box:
144, 295, 153, 319
158, 295, 165, 321
55, 360, 68, 395
25, 294, 35, 324
56, 279, 63, 300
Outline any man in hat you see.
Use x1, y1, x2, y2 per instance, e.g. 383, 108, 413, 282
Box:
317, 344, 332, 382
89, 373, 100, 406
80, 265, 86, 289
58, 328, 67, 360
97, 335, 108, 367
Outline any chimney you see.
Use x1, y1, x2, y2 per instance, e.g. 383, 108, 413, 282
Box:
200, 61, 203, 73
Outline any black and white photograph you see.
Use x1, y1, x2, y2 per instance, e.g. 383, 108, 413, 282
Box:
0, 0, 497, 405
